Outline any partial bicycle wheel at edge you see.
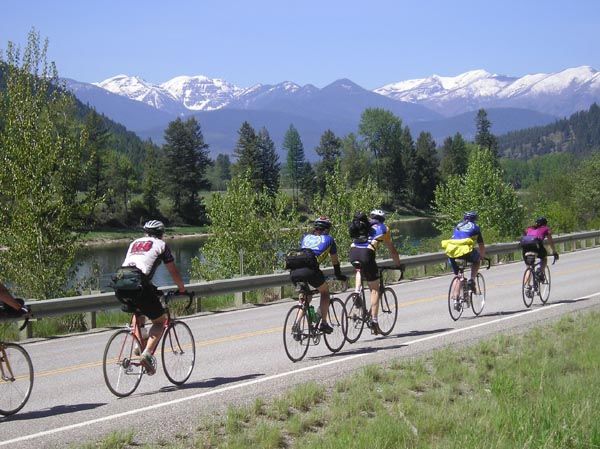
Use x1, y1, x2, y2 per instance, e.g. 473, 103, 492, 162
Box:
323, 297, 347, 353
344, 293, 365, 343
283, 305, 310, 362
103, 329, 143, 397
538, 265, 551, 304
471, 273, 486, 316
0, 343, 33, 416
521, 267, 535, 308
448, 277, 464, 321
162, 320, 195, 385
377, 287, 398, 336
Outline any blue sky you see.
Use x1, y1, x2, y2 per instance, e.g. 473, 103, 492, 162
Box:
1, 0, 599, 89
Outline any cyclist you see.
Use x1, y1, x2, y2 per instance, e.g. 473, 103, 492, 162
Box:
0, 282, 30, 316
288, 216, 347, 334
521, 216, 559, 280
349, 209, 402, 335
443, 211, 486, 296
114, 220, 186, 375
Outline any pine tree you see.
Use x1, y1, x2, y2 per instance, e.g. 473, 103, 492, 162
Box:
257, 127, 280, 195
283, 124, 306, 206
141, 144, 162, 217
412, 131, 440, 209
440, 133, 468, 179
314, 129, 342, 194
475, 108, 499, 160
208, 154, 232, 191
232, 121, 262, 190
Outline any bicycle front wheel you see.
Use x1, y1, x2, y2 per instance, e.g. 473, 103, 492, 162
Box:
323, 297, 347, 353
103, 329, 143, 397
283, 305, 310, 362
521, 267, 535, 308
471, 273, 486, 316
448, 277, 464, 321
377, 288, 398, 336
344, 293, 365, 343
162, 320, 196, 385
0, 343, 33, 416
538, 266, 551, 304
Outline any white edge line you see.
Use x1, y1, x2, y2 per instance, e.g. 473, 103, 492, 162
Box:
2, 293, 599, 446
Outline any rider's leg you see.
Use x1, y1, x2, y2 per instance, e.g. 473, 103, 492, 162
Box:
143, 314, 167, 355
317, 283, 331, 323
368, 279, 381, 320
449, 258, 460, 298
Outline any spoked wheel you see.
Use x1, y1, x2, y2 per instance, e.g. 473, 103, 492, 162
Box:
448, 277, 464, 321
103, 329, 143, 397
377, 287, 398, 335
0, 343, 33, 416
471, 273, 486, 316
162, 320, 196, 385
521, 267, 535, 308
283, 305, 310, 362
344, 293, 365, 343
323, 297, 347, 353
538, 265, 551, 304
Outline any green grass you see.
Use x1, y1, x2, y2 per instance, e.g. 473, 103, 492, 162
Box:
99, 310, 600, 449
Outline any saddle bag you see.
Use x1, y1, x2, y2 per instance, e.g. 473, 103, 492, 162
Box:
111, 266, 145, 291
519, 235, 542, 252
284, 248, 318, 270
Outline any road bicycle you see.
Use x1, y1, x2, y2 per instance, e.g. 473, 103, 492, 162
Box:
521, 252, 556, 307
283, 277, 348, 362
103, 290, 196, 397
0, 314, 34, 416
447, 257, 491, 321
345, 265, 404, 343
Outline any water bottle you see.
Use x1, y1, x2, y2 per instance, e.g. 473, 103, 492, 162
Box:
307, 305, 317, 323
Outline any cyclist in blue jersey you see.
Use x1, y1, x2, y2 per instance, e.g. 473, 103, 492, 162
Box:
289, 216, 347, 334
448, 211, 486, 292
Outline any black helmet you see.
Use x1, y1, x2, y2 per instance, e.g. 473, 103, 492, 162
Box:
535, 217, 548, 226
143, 220, 165, 236
314, 216, 332, 230
463, 211, 478, 222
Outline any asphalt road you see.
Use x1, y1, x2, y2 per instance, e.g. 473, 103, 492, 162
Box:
2, 246, 600, 448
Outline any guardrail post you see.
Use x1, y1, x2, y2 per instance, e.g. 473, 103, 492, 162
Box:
19, 320, 33, 340
234, 291, 245, 307
280, 286, 285, 300
85, 312, 97, 330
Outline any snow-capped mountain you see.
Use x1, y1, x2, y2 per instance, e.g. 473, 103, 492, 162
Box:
375, 66, 600, 117
161, 75, 242, 111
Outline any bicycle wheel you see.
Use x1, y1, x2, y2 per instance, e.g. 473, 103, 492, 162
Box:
162, 320, 195, 385
103, 329, 143, 397
377, 287, 398, 335
521, 267, 535, 308
538, 265, 551, 304
323, 297, 347, 353
344, 293, 365, 343
471, 273, 486, 316
283, 305, 310, 362
448, 277, 464, 321
0, 343, 33, 416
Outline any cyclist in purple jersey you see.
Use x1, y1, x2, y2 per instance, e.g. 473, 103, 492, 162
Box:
521, 217, 558, 279
448, 211, 486, 293
289, 216, 347, 334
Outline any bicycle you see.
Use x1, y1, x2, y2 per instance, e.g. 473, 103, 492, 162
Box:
0, 313, 34, 416
345, 265, 404, 343
521, 252, 556, 307
103, 290, 196, 397
447, 257, 491, 321
283, 277, 348, 362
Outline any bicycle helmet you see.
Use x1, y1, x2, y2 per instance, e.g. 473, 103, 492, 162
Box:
370, 209, 386, 222
535, 216, 548, 227
143, 220, 165, 236
314, 216, 332, 230
463, 211, 478, 222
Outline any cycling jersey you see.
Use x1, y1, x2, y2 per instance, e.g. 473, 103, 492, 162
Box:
121, 237, 175, 280
300, 233, 337, 265
525, 225, 550, 240
351, 221, 391, 252
451, 220, 484, 244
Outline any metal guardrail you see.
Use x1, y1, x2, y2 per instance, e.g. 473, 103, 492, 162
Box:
9, 230, 600, 332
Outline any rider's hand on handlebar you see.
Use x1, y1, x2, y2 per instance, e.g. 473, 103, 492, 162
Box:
553, 252, 559, 260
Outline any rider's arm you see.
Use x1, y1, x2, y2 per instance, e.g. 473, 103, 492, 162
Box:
384, 240, 402, 267
165, 261, 186, 293
0, 283, 25, 312
477, 232, 486, 259
547, 233, 558, 256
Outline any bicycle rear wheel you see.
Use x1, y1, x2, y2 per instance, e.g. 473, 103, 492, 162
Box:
538, 265, 551, 304
448, 277, 464, 321
103, 329, 143, 397
283, 305, 310, 362
344, 293, 365, 343
521, 267, 535, 308
0, 343, 33, 416
471, 273, 486, 316
323, 297, 347, 353
377, 287, 398, 335
162, 320, 196, 385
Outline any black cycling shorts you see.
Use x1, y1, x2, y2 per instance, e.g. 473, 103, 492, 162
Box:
349, 246, 379, 282
116, 283, 165, 320
522, 245, 547, 260
290, 266, 326, 289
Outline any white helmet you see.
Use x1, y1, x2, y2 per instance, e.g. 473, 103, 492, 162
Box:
143, 220, 165, 236
370, 209, 386, 222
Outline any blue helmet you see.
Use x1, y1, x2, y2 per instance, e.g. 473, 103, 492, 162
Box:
463, 211, 478, 222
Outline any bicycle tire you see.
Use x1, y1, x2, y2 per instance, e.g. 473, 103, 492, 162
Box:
0, 343, 34, 416
377, 287, 398, 336
448, 276, 464, 321
471, 273, 486, 316
162, 320, 195, 385
538, 265, 551, 304
344, 293, 365, 343
323, 297, 347, 353
283, 305, 310, 362
103, 329, 143, 397
521, 267, 535, 308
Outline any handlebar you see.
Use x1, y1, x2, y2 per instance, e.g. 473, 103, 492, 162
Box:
380, 264, 405, 282
163, 290, 195, 310
483, 258, 491, 270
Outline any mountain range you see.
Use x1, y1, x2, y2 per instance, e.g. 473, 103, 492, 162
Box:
65, 66, 600, 159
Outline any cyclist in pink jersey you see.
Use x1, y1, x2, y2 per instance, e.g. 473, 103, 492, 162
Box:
521, 217, 559, 279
